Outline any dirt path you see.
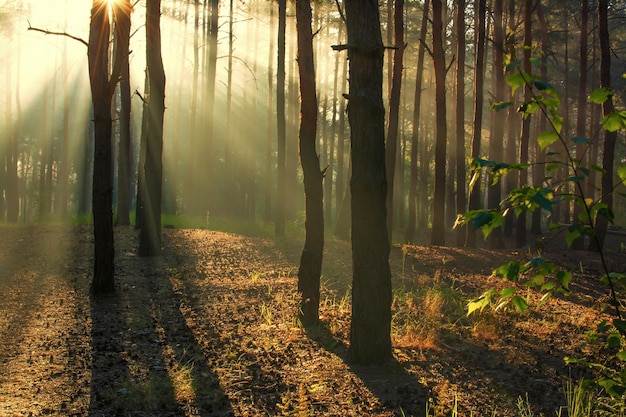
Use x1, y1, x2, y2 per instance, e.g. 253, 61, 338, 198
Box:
1, 225, 622, 416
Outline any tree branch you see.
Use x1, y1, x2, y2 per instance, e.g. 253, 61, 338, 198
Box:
27, 21, 88, 47
334, 0, 346, 24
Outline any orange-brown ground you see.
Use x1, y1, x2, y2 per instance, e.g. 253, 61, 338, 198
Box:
0, 224, 624, 416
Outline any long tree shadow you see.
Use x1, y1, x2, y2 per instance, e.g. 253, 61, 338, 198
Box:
305, 321, 430, 416
162, 229, 304, 415
89, 227, 233, 416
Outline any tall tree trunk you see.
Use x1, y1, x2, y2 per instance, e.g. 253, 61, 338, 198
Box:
114, 0, 132, 226
139, 0, 166, 257
572, 0, 589, 249
223, 0, 235, 214
385, 0, 404, 245
38, 80, 50, 220
431, 0, 447, 247
296, 0, 323, 327
334, 24, 347, 225
516, 0, 533, 248
265, 4, 275, 222
531, 0, 548, 236
503, 0, 517, 237
6, 41, 20, 223
590, 0, 616, 252
341, 0, 392, 365
58, 28, 70, 220
187, 0, 200, 215
89, 0, 120, 294
135, 73, 150, 231
275, 0, 287, 236
454, 0, 466, 247
405, 0, 429, 244
466, 0, 486, 248
488, 0, 505, 248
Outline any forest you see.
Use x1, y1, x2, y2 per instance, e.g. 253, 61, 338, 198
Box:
1, 0, 626, 415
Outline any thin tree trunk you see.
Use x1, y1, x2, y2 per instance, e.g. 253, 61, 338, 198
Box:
516, 0, 533, 248
466, 0, 486, 248
275, 0, 287, 236
590, 0, 616, 252
431, 0, 447, 247
265, 4, 275, 222
58, 28, 70, 219
405, 0, 429, 244
139, 0, 166, 257
454, 0, 465, 247
334, 24, 347, 225
532, 0, 548, 236
504, 0, 517, 237
385, 0, 404, 245
488, 0, 505, 248
296, 0, 323, 327
114, 0, 132, 226
572, 0, 589, 249
89, 0, 120, 294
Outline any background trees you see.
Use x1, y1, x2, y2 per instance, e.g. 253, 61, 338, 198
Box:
2, 1, 626, 261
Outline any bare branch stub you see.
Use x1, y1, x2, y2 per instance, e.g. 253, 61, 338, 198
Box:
27, 23, 89, 47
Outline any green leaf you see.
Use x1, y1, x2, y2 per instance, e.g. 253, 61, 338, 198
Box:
557, 270, 572, 289
467, 290, 496, 316
552, 114, 563, 133
571, 136, 591, 144
602, 111, 626, 132
568, 176, 585, 183
492, 101, 513, 111
494, 261, 521, 282
598, 206, 615, 223
607, 333, 622, 348
506, 61, 521, 72
500, 287, 516, 299
538, 131, 559, 150
507, 72, 533, 94
618, 166, 626, 184
567, 224, 584, 247
589, 87, 613, 104
511, 296, 528, 313
591, 164, 606, 174
533, 80, 558, 97
614, 319, 626, 334
530, 192, 553, 212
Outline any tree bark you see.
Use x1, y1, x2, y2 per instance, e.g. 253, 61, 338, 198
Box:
488, 0, 505, 248
343, 0, 392, 365
516, 0, 533, 248
572, 0, 589, 249
275, 0, 287, 236
532, 0, 548, 236
466, 0, 486, 248
139, 0, 166, 257
454, 0, 466, 247
385, 0, 404, 245
503, 0, 517, 237
114, 0, 132, 226
431, 0, 447, 247
296, 0, 324, 327
590, 0, 616, 252
405, 0, 429, 244
89, 0, 117, 294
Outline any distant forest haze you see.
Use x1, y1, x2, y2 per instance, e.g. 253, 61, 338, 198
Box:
2, 0, 626, 244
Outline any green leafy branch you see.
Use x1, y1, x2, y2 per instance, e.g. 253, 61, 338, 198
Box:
458, 60, 626, 400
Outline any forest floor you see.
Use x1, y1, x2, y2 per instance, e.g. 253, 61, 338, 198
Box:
0, 223, 625, 416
